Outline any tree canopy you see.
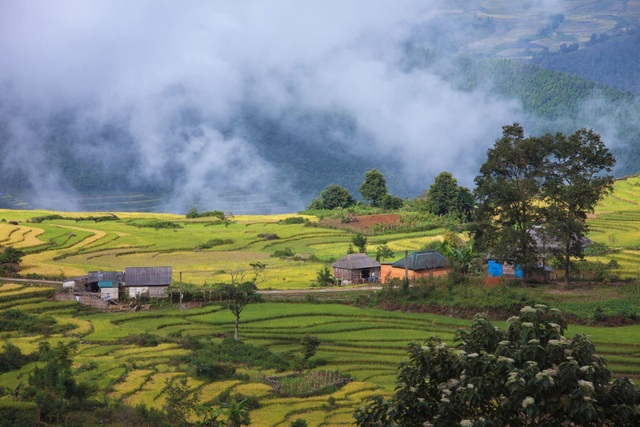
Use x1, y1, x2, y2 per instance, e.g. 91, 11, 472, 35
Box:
355, 306, 640, 426
359, 169, 388, 207
473, 123, 615, 283
308, 184, 355, 210
424, 171, 474, 220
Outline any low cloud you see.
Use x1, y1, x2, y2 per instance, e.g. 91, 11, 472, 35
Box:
0, 1, 626, 212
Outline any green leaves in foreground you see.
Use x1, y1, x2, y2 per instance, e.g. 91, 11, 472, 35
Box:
355, 305, 640, 426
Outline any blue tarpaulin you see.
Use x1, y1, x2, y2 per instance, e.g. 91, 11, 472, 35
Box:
487, 260, 502, 277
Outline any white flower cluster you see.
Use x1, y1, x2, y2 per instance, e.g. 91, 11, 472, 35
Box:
459, 420, 473, 427
521, 306, 537, 313
578, 380, 595, 393
522, 396, 535, 408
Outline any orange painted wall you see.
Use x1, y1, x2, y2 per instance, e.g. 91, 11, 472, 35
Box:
380, 264, 449, 283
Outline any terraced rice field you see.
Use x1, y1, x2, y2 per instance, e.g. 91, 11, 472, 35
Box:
587, 175, 640, 277
1, 282, 640, 426
0, 209, 447, 288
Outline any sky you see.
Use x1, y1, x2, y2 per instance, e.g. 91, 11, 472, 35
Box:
1, 0, 624, 213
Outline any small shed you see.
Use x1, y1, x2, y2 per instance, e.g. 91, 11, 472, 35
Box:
332, 254, 381, 285
98, 281, 119, 301
123, 266, 172, 298
86, 271, 123, 293
380, 250, 450, 283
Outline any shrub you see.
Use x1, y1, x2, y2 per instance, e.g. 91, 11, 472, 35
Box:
279, 217, 307, 225
273, 247, 295, 258
129, 220, 182, 230
197, 238, 234, 249
354, 306, 640, 426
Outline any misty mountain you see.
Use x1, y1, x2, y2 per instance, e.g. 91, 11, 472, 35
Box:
1, 1, 639, 213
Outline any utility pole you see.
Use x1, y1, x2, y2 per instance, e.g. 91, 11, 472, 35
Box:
179, 271, 183, 310
403, 250, 409, 293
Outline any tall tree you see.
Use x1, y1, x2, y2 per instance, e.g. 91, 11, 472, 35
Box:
308, 184, 355, 210
542, 129, 615, 288
426, 171, 461, 216
473, 123, 548, 279
220, 282, 260, 341
359, 169, 388, 207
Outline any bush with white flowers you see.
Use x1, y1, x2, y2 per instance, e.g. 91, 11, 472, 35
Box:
354, 305, 639, 426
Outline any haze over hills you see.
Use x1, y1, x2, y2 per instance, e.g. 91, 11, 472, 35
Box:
0, 1, 639, 213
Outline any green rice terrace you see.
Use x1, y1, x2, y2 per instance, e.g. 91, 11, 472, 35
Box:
1, 176, 640, 425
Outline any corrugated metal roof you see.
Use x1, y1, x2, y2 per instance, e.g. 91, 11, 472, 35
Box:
88, 271, 123, 282
332, 254, 380, 270
391, 251, 449, 270
124, 266, 172, 286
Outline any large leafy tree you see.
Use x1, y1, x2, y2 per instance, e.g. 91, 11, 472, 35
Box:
354, 306, 640, 426
474, 124, 548, 278
359, 169, 388, 207
308, 184, 355, 210
424, 171, 475, 220
542, 129, 615, 288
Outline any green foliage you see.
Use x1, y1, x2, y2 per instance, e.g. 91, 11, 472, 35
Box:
0, 246, 24, 264
474, 123, 615, 286
0, 401, 37, 427
290, 419, 308, 427
0, 342, 30, 374
190, 338, 291, 373
300, 333, 321, 362
27, 213, 119, 223
0, 309, 57, 335
186, 208, 226, 220
315, 266, 335, 287
352, 234, 367, 253
308, 185, 355, 210
27, 214, 64, 223
21, 341, 97, 424
269, 371, 352, 397
121, 331, 166, 347
197, 238, 234, 249
163, 376, 200, 427
423, 171, 473, 220
129, 219, 182, 230
355, 306, 640, 426
273, 247, 295, 259
220, 282, 260, 341
278, 216, 307, 225
375, 243, 394, 262
359, 169, 388, 207
380, 194, 404, 210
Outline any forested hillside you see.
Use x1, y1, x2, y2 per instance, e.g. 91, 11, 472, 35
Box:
533, 31, 640, 95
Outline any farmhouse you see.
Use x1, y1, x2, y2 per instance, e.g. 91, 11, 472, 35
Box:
123, 266, 172, 298
332, 253, 381, 284
380, 250, 450, 283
